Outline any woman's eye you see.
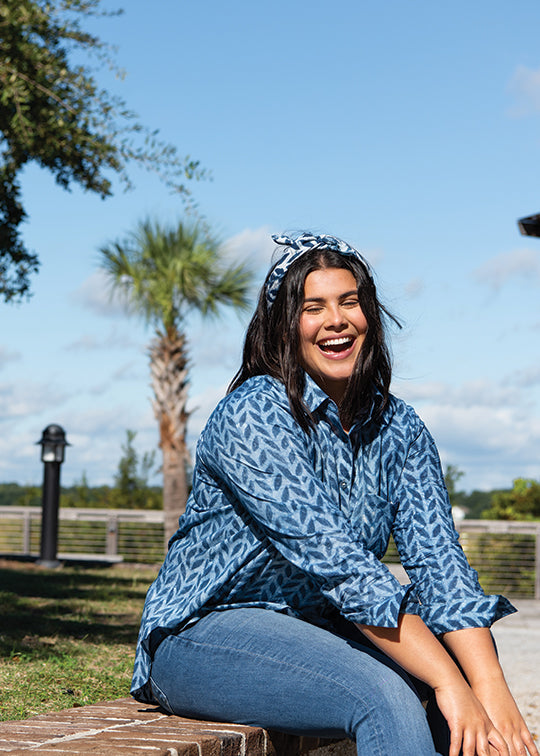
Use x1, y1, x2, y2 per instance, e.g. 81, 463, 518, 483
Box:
343, 299, 359, 308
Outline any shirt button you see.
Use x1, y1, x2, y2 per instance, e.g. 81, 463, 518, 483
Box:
340, 481, 347, 489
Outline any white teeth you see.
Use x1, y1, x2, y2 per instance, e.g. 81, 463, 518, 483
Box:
319, 337, 353, 346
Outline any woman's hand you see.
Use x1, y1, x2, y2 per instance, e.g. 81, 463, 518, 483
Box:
441, 627, 538, 756
433, 680, 509, 756
471, 679, 539, 756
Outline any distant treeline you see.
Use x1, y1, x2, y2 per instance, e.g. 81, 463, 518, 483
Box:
0, 481, 494, 515
2, 478, 539, 520
2, 462, 539, 520
0, 481, 163, 510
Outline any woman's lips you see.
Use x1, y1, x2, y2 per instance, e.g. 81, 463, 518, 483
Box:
317, 336, 356, 358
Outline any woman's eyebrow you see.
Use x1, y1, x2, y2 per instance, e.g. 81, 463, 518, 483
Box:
303, 290, 358, 303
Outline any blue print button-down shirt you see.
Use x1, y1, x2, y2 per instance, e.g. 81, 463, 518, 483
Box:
131, 374, 515, 702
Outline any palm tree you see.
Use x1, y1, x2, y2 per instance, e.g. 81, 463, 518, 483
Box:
99, 219, 252, 546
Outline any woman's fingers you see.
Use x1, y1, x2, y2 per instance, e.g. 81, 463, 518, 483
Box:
487, 728, 510, 756
512, 727, 540, 756
473, 680, 539, 756
448, 725, 463, 756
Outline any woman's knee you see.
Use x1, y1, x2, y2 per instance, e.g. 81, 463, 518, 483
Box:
346, 670, 437, 755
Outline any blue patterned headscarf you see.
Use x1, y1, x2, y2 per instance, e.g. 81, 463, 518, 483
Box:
265, 233, 373, 307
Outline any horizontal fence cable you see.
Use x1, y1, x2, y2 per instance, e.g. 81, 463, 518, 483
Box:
1, 508, 539, 597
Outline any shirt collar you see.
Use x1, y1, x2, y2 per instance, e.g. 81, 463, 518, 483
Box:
302, 372, 332, 414
301, 372, 381, 432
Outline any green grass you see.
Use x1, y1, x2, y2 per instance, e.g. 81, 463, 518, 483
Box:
0, 558, 159, 721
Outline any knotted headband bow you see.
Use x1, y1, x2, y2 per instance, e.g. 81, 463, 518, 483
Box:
265, 233, 373, 306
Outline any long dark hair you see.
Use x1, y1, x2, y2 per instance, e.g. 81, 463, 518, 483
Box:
228, 247, 400, 431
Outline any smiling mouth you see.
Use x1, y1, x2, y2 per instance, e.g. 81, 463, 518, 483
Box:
318, 336, 355, 353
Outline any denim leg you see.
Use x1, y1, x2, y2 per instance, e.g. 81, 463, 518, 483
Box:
149, 608, 442, 756
328, 612, 451, 755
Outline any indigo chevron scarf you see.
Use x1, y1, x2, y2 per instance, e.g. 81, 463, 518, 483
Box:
265, 233, 373, 306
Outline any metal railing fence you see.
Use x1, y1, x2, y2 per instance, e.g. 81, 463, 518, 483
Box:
0, 506, 164, 565
1, 507, 539, 598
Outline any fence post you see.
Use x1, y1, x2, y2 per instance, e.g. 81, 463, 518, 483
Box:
106, 516, 119, 556
534, 525, 540, 601
22, 510, 31, 555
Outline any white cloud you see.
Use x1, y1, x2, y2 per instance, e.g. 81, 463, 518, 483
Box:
504, 365, 540, 388
0, 381, 72, 420
404, 277, 425, 299
394, 376, 540, 491
0, 426, 44, 484
396, 379, 522, 409
223, 226, 276, 275
186, 382, 229, 444
111, 361, 146, 382
507, 65, 540, 117
473, 248, 540, 289
425, 404, 540, 489
189, 319, 245, 375
71, 270, 131, 318
0, 346, 22, 369
65, 327, 140, 352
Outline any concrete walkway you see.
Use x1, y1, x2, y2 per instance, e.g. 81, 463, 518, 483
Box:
490, 600, 540, 743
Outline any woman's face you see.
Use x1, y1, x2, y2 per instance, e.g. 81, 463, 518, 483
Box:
298, 267, 368, 405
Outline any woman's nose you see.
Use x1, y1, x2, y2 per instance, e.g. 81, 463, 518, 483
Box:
324, 304, 347, 328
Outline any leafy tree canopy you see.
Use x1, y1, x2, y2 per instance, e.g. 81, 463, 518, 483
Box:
109, 429, 160, 509
0, 0, 205, 301
482, 477, 540, 521
444, 464, 465, 506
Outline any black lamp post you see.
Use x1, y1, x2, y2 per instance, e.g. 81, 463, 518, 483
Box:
37, 424, 70, 568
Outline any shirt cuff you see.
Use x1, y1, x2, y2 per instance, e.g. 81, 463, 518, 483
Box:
341, 583, 417, 627
415, 594, 517, 635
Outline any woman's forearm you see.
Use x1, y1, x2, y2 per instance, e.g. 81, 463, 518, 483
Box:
356, 612, 465, 689
440, 626, 504, 687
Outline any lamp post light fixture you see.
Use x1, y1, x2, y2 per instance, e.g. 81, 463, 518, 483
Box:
37, 424, 70, 568
517, 213, 540, 238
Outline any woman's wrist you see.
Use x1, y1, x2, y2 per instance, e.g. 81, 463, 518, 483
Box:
466, 668, 506, 690
431, 673, 472, 695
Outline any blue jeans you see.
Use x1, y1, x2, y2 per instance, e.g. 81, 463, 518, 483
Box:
149, 608, 447, 756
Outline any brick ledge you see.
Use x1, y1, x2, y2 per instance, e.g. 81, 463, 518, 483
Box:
0, 697, 355, 755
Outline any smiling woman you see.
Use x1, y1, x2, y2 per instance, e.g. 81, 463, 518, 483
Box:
131, 232, 538, 756
298, 268, 368, 408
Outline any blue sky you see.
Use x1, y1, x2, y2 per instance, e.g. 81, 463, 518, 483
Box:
1, 0, 540, 492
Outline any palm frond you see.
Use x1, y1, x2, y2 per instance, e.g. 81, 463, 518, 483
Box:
98, 217, 253, 330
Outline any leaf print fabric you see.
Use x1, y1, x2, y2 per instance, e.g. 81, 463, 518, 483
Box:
131, 373, 515, 703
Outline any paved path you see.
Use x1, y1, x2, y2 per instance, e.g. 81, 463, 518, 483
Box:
491, 600, 540, 744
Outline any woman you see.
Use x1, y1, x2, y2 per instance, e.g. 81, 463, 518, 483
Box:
132, 232, 538, 756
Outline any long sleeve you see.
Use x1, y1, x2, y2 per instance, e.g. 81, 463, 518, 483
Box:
199, 384, 413, 627
391, 422, 515, 633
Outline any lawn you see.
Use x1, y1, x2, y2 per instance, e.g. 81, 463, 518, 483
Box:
0, 558, 159, 721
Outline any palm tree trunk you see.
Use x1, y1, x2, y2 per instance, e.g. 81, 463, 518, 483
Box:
149, 329, 191, 550
161, 428, 188, 548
